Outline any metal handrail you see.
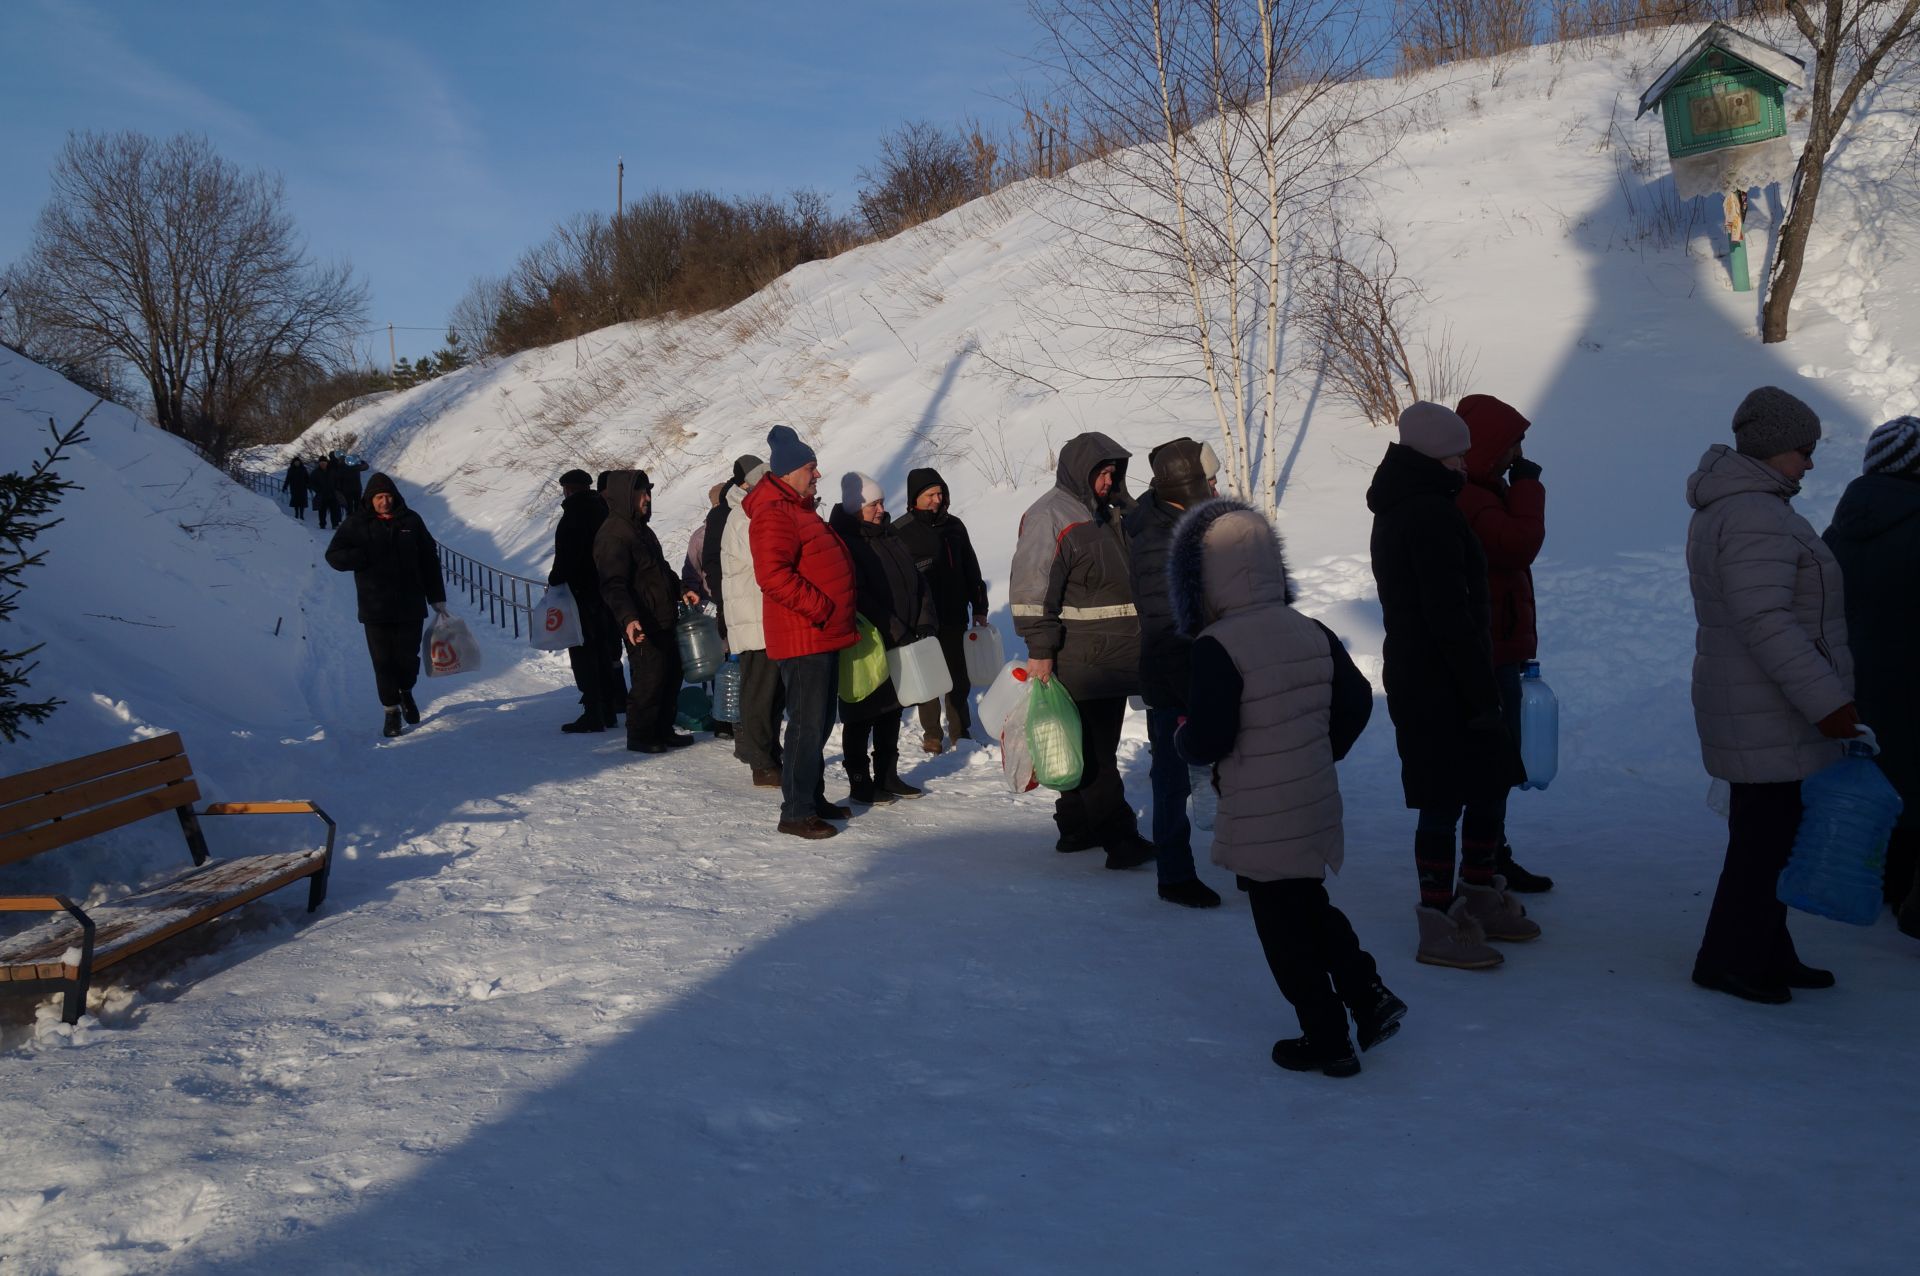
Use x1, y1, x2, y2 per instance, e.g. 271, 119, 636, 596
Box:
230, 466, 539, 639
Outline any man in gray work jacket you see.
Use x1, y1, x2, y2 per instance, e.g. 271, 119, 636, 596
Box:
1009, 432, 1154, 870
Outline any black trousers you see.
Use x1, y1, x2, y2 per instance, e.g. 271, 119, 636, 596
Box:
568, 606, 625, 721
915, 626, 973, 740
732, 648, 786, 770
1696, 781, 1804, 981
1053, 695, 1137, 849
1247, 879, 1379, 1044
843, 712, 901, 781
364, 619, 424, 708
315, 498, 342, 529
625, 632, 683, 746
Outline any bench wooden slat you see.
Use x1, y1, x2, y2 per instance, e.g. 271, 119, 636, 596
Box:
0, 782, 201, 868
0, 733, 186, 806
0, 756, 196, 837
0, 851, 325, 977
203, 801, 318, 816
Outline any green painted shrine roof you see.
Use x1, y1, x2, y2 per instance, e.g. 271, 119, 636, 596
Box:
1636, 21, 1804, 118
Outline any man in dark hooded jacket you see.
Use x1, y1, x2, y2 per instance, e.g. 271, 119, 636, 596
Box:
894, 466, 988, 752
1010, 432, 1154, 869
550, 469, 626, 732
1124, 438, 1222, 908
311, 457, 340, 529
595, 470, 692, 753
324, 472, 448, 737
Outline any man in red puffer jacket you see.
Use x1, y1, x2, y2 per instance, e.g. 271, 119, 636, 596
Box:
1455, 393, 1552, 893
747, 424, 859, 839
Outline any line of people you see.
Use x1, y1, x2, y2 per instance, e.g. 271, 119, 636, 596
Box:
318, 390, 1918, 1077
283, 451, 369, 529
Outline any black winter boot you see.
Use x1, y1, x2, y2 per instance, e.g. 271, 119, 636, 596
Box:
400, 689, 421, 725
1103, 832, 1156, 871
561, 712, 605, 734
848, 778, 885, 804
879, 771, 922, 799
1496, 845, 1553, 893
381, 707, 403, 738
1271, 1036, 1360, 1077
1157, 879, 1222, 908
1351, 981, 1408, 1052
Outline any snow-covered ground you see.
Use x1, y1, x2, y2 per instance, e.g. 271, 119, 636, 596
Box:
4, 24, 1919, 1274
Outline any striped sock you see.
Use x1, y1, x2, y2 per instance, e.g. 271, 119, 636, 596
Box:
1460, 837, 1499, 887
1415, 832, 1456, 909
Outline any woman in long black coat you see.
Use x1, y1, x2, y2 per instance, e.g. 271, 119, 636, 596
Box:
283, 458, 310, 521
325, 472, 448, 738
1823, 416, 1920, 933
893, 466, 987, 751
1368, 403, 1531, 969
831, 473, 937, 804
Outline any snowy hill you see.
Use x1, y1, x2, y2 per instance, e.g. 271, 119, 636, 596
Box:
3, 24, 1918, 1273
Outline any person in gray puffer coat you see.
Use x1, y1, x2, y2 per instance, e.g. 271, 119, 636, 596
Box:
1170, 498, 1402, 1077
1009, 432, 1153, 868
1686, 385, 1862, 1005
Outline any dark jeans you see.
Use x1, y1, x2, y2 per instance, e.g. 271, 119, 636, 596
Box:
915, 626, 973, 741
625, 632, 683, 746
732, 649, 786, 770
842, 713, 901, 781
1247, 878, 1379, 1045
1696, 780, 1804, 981
1147, 707, 1198, 885
777, 651, 839, 822
1054, 695, 1138, 849
315, 499, 342, 529
568, 605, 625, 722
363, 619, 424, 707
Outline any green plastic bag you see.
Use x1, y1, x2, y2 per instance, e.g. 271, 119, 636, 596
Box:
1027, 676, 1083, 790
839, 614, 887, 703
675, 685, 713, 732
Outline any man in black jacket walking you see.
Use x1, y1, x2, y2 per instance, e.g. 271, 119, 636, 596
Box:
894, 467, 988, 753
1124, 438, 1222, 908
550, 469, 626, 733
324, 472, 448, 737
596, 470, 694, 753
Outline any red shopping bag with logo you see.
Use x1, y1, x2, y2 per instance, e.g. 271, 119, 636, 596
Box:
530, 583, 584, 650
422, 613, 483, 677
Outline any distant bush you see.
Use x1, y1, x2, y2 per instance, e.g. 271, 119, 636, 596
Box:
856, 121, 983, 238
1550, 0, 1784, 41
1399, 0, 1538, 72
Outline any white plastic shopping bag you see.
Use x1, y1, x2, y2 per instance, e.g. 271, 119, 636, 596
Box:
422, 613, 483, 678
530, 583, 584, 650
1000, 698, 1037, 794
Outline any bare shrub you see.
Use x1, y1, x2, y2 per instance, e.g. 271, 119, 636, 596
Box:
1295, 230, 1440, 426
856, 121, 982, 239
1399, 0, 1537, 72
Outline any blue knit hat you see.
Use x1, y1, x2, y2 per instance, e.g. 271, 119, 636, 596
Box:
766, 425, 817, 476
1864, 416, 1920, 475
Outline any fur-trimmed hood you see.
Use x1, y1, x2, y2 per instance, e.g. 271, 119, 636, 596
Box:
1169, 497, 1294, 637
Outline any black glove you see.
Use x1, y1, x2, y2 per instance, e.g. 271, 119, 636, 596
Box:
1508, 457, 1543, 483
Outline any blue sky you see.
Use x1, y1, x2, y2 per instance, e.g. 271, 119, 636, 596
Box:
0, 0, 1043, 362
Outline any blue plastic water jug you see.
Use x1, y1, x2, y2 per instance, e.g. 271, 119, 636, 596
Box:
714, 655, 743, 723
1777, 741, 1904, 926
1517, 660, 1559, 791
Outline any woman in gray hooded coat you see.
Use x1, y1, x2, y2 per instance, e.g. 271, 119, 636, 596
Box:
1686, 386, 1861, 1004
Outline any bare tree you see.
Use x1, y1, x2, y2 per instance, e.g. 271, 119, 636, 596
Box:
856, 121, 981, 238
14, 131, 366, 459
1763, 1, 1920, 342
1398, 0, 1536, 71
1029, 0, 1397, 514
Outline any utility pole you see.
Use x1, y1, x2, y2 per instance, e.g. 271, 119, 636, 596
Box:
388, 322, 396, 377
616, 156, 624, 221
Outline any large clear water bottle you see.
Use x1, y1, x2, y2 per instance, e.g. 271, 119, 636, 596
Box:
1518, 660, 1559, 791
1777, 739, 1904, 926
676, 604, 725, 683
714, 655, 743, 723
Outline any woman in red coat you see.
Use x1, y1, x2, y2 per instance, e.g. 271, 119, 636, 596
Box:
747, 425, 859, 839
1454, 393, 1552, 893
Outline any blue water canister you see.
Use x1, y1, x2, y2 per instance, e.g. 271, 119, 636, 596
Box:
714, 655, 743, 723
1777, 741, 1904, 925
1517, 660, 1559, 791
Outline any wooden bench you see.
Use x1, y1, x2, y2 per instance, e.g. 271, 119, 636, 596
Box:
0, 733, 333, 1023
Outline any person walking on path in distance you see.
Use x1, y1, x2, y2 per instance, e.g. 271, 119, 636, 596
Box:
894, 467, 988, 753
831, 472, 937, 805
1454, 393, 1554, 893
549, 468, 626, 733
283, 456, 310, 522
596, 470, 696, 754
721, 462, 786, 788
1368, 401, 1536, 971
1688, 386, 1861, 1003
325, 472, 447, 738
1172, 497, 1403, 1077
1124, 437, 1223, 909
748, 426, 859, 839
1010, 432, 1156, 871
311, 456, 340, 530
1822, 415, 1920, 937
